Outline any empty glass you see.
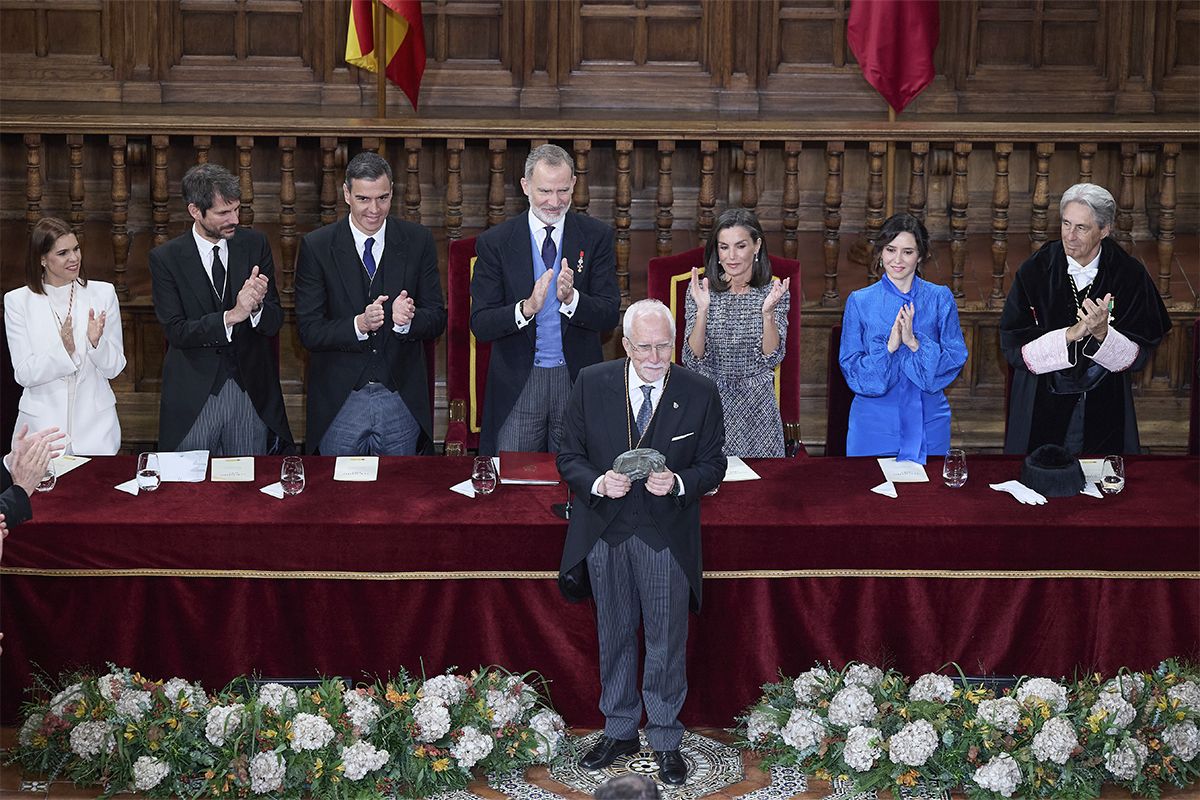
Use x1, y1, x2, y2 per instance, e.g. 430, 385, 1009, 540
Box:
136, 452, 161, 492
1100, 455, 1125, 495
281, 456, 305, 496
942, 449, 968, 488
471, 456, 498, 495
35, 459, 56, 493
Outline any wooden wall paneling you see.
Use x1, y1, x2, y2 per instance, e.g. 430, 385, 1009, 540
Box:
1155, 0, 1200, 110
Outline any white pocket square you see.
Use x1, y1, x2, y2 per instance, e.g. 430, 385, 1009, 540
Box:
671, 431, 695, 442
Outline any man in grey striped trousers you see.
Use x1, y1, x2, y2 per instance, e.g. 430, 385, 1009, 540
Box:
557, 300, 726, 787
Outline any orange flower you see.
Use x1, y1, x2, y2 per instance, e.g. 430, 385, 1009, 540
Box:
897, 770, 919, 787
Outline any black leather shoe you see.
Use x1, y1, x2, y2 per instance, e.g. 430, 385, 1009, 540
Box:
655, 749, 687, 786
579, 735, 640, 769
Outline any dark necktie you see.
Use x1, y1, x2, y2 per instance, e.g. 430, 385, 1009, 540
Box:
540, 226, 556, 272
636, 385, 654, 437
211, 245, 226, 303
363, 237, 377, 279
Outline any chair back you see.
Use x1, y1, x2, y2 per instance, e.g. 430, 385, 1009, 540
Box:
1190, 318, 1199, 456
825, 324, 854, 457
645, 246, 803, 444
445, 236, 490, 455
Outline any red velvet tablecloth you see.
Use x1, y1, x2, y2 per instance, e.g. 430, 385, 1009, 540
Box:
2, 455, 1197, 726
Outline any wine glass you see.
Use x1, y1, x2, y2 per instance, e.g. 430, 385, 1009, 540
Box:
1100, 455, 1125, 495
136, 452, 161, 492
471, 456, 498, 496
35, 459, 56, 493
281, 456, 305, 496
942, 449, 968, 488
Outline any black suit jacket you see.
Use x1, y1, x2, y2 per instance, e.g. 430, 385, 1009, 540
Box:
294, 216, 445, 454
556, 360, 726, 611
469, 211, 620, 455
150, 227, 293, 452
0, 459, 32, 527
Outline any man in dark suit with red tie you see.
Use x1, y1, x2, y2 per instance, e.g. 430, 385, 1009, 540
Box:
150, 163, 293, 455
295, 151, 445, 455
557, 299, 726, 787
469, 144, 620, 456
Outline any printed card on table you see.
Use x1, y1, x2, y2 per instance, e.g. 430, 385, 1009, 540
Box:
51, 454, 90, 477
334, 456, 379, 482
211, 457, 254, 482
876, 457, 929, 483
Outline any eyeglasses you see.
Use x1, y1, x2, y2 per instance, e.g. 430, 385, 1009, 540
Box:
628, 342, 674, 356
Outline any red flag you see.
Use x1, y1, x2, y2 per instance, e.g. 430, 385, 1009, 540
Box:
847, 0, 940, 113
346, 0, 427, 110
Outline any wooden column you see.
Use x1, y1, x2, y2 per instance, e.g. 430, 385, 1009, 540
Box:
572, 139, 591, 215
1115, 142, 1137, 253
404, 138, 422, 225
236, 136, 254, 225
319, 137, 339, 226
821, 141, 845, 307
1030, 143, 1054, 249
109, 135, 130, 298
741, 140, 760, 212
1078, 143, 1097, 184
193, 135, 210, 165
614, 139, 633, 309
1156, 143, 1178, 300
781, 141, 801, 261
907, 142, 929, 222
151, 135, 170, 248
278, 136, 297, 296
24, 133, 42, 231
697, 140, 718, 245
989, 143, 1013, 307
67, 134, 85, 232
487, 139, 507, 229
656, 140, 675, 257
949, 142, 971, 299
445, 138, 465, 242
854, 141, 886, 271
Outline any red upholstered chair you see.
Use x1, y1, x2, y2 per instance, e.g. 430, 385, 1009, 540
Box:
825, 324, 854, 457
1190, 319, 1199, 456
646, 246, 805, 454
445, 236, 489, 455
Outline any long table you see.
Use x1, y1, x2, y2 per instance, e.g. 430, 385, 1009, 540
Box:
2, 455, 1197, 727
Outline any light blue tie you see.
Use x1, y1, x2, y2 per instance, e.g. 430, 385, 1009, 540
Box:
636, 385, 654, 437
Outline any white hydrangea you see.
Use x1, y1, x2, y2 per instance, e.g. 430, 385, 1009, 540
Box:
132, 755, 170, 791
344, 689, 381, 734
530, 709, 566, 761
844, 664, 885, 689
450, 725, 495, 770
49, 683, 84, 716
161, 677, 207, 710
486, 688, 523, 729
249, 750, 286, 794
205, 703, 246, 747
1104, 737, 1149, 781
420, 674, 466, 706
414, 697, 451, 742
973, 752, 1023, 797
258, 683, 298, 715
1162, 721, 1200, 762
96, 671, 129, 702
827, 685, 877, 728
113, 690, 152, 721
976, 697, 1021, 734
69, 720, 115, 759
888, 719, 938, 767
909, 674, 955, 704
1090, 691, 1136, 734
793, 666, 831, 704
290, 712, 335, 752
18, 712, 42, 746
1016, 678, 1068, 713
1032, 716, 1078, 764
780, 707, 826, 752
1168, 681, 1200, 712
746, 708, 780, 744
501, 676, 538, 711
1102, 674, 1145, 701
341, 740, 390, 781
842, 725, 882, 772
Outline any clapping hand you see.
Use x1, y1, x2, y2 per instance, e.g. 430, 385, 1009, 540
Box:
87, 308, 107, 348
358, 294, 389, 333
524, 269, 554, 317
1079, 293, 1112, 341
887, 306, 904, 353
689, 267, 710, 313
898, 303, 918, 351
556, 259, 576, 304
232, 266, 269, 322
392, 289, 415, 328
10, 425, 63, 496
762, 277, 790, 316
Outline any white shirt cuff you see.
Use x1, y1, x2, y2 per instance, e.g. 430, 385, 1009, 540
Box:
393, 322, 412, 335
590, 475, 605, 496
354, 319, 369, 341
249, 307, 263, 328
559, 289, 579, 317
1021, 329, 1073, 374
515, 301, 532, 329
1090, 327, 1139, 372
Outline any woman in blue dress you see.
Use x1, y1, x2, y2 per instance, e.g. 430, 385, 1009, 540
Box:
838, 214, 967, 463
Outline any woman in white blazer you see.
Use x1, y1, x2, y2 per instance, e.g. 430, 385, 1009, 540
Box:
5, 217, 126, 455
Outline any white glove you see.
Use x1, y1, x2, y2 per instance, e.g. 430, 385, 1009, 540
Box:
989, 480, 1048, 505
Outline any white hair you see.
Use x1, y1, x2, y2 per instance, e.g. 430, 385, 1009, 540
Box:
524, 144, 573, 180
1060, 183, 1115, 230
622, 298, 675, 339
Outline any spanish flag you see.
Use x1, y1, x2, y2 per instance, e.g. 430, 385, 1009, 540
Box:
346, 0, 427, 110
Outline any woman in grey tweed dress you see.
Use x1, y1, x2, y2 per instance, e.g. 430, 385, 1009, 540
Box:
683, 209, 790, 458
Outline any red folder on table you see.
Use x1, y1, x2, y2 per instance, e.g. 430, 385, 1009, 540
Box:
499, 451, 560, 485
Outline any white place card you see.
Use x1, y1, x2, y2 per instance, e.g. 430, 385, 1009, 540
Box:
1079, 458, 1104, 484
52, 454, 90, 477
211, 457, 254, 482
334, 456, 379, 481
722, 456, 761, 482
158, 450, 209, 482
877, 457, 929, 483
